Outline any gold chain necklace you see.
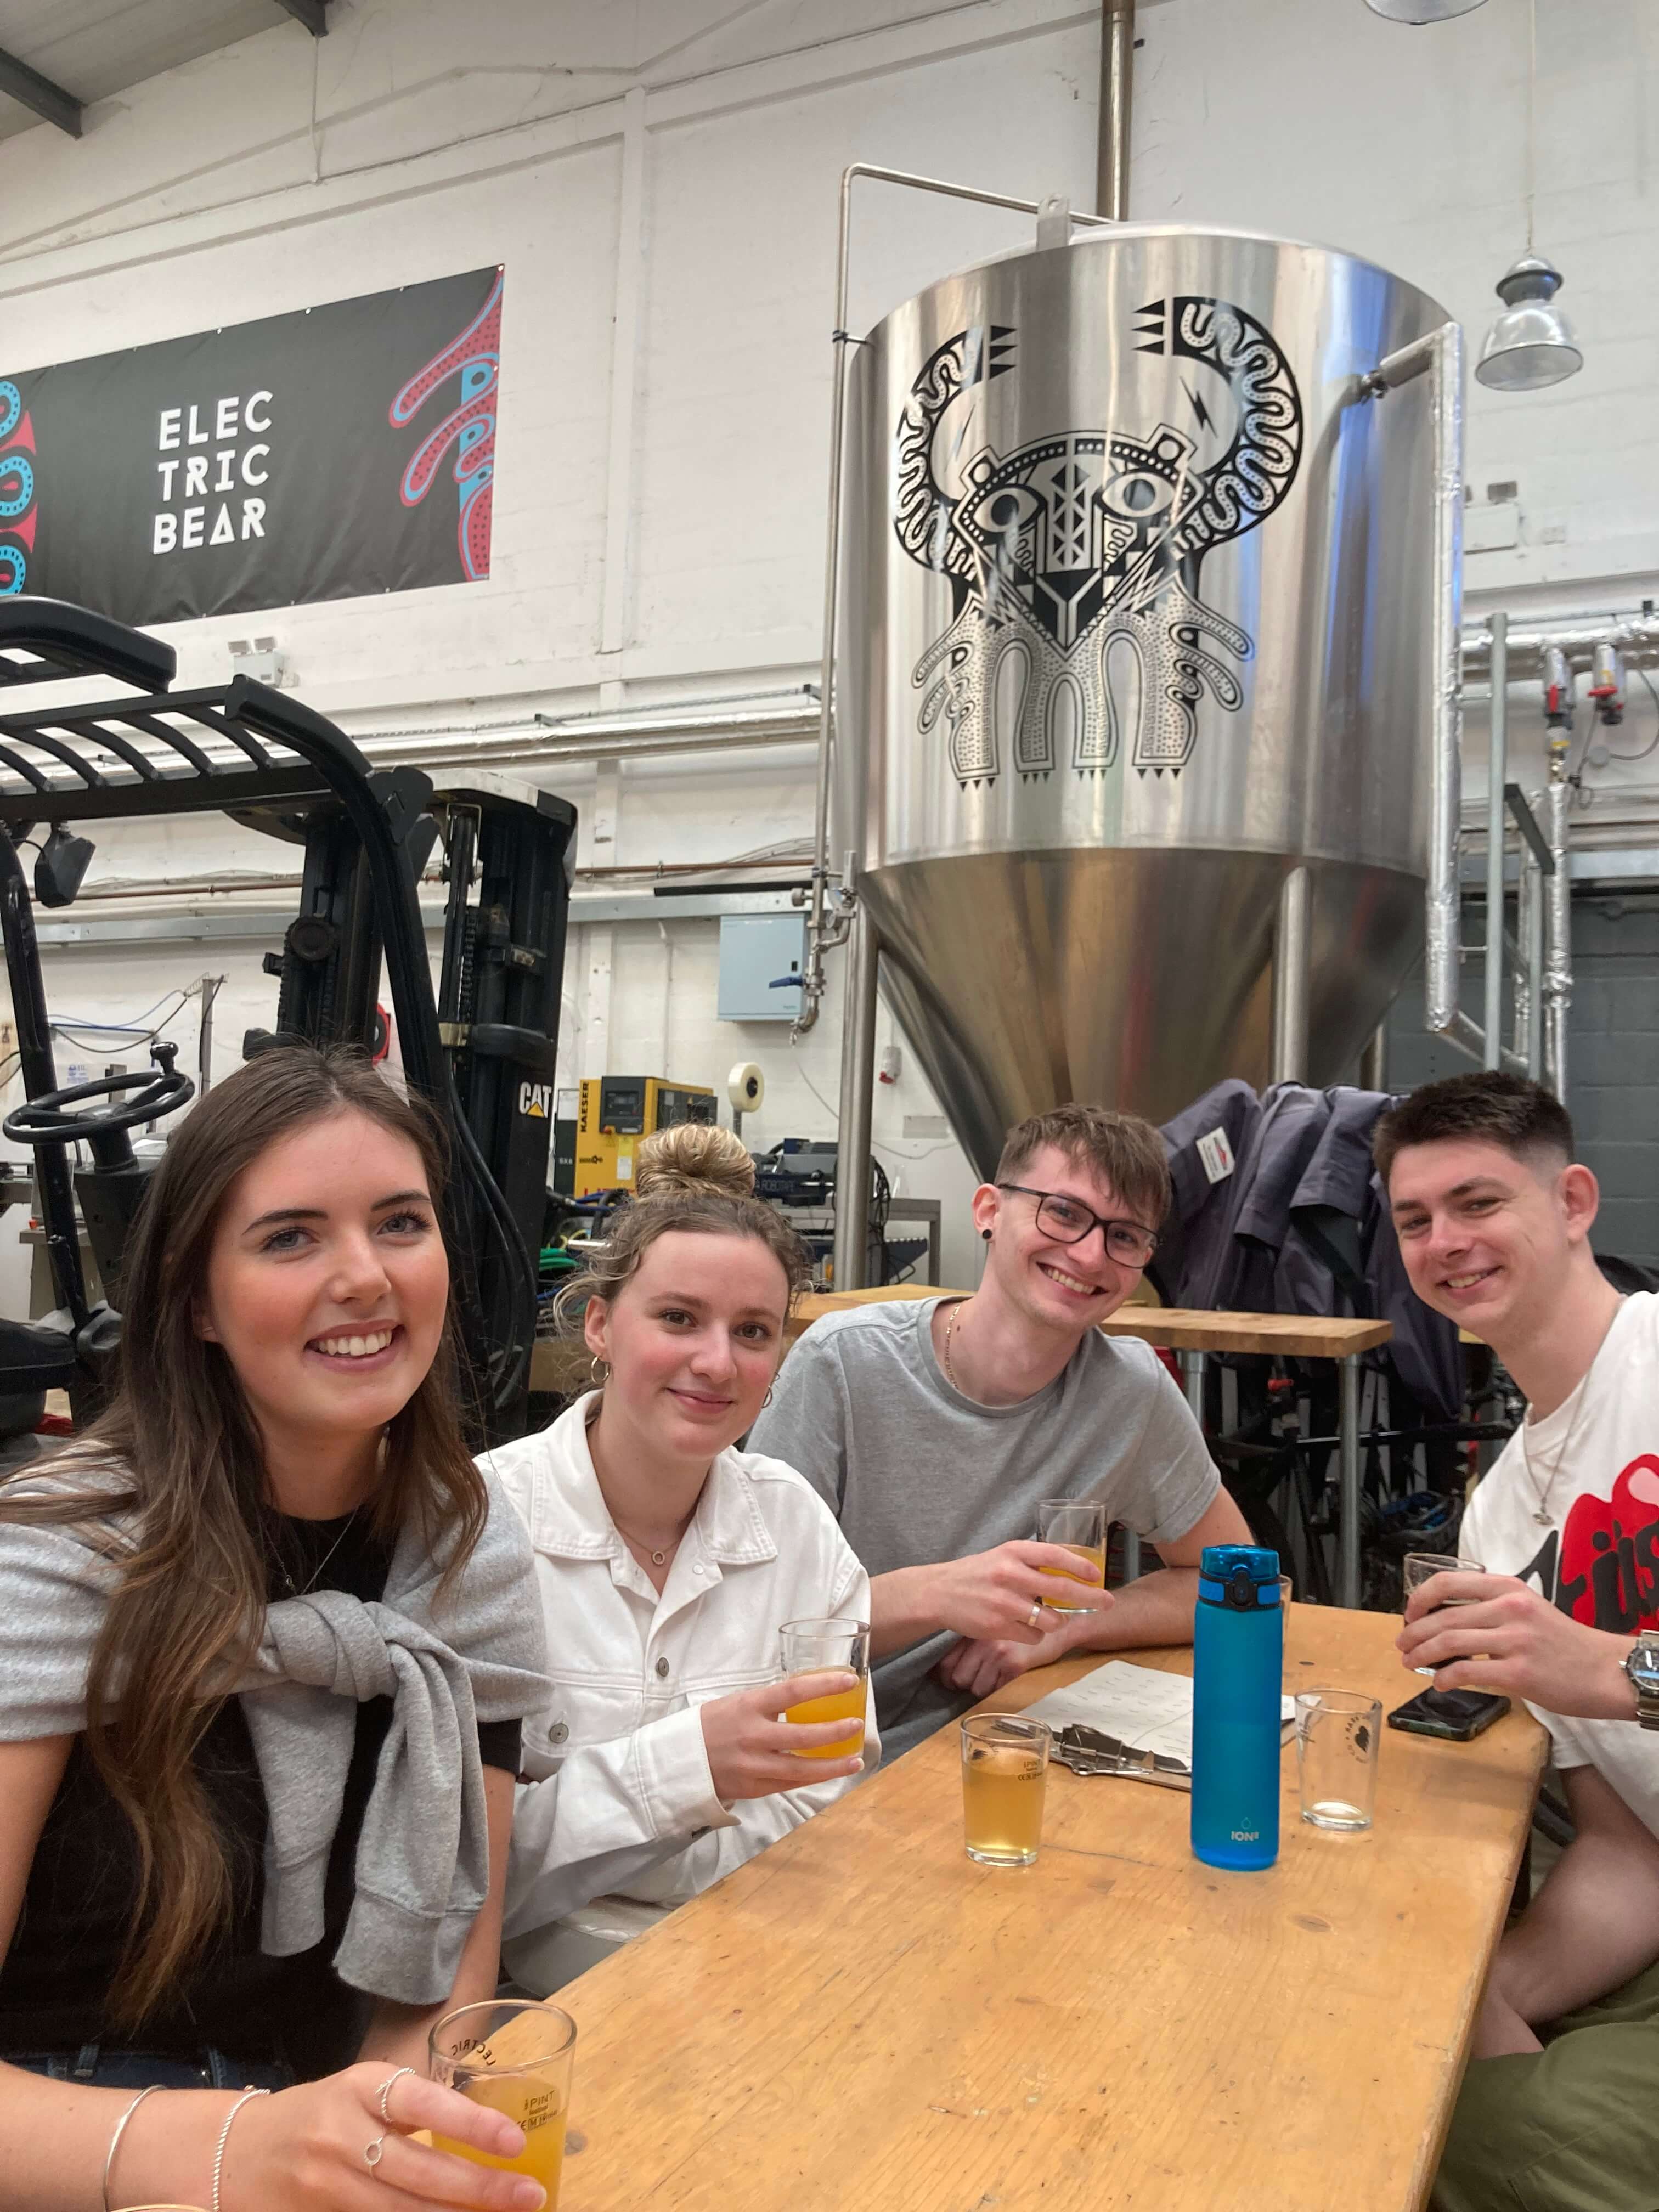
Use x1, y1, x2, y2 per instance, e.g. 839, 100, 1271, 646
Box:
610, 1509, 693, 1570
941, 1297, 972, 1393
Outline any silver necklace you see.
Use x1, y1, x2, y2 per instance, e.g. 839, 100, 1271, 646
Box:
1517, 1301, 1624, 1527
274, 1505, 361, 1598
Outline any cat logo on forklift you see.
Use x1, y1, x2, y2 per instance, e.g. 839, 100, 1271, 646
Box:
518, 1082, 551, 1119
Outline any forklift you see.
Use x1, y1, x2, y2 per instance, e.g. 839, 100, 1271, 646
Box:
0, 595, 575, 1447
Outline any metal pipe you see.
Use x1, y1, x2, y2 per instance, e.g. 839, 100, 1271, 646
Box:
1270, 865, 1311, 1082
1097, 0, 1134, 220
1521, 843, 1544, 1079
795, 163, 1116, 1041
1544, 767, 1573, 1102
1483, 612, 1508, 1069
1359, 1022, 1388, 1092
1339, 1356, 1362, 1610
1522, 849, 1548, 1075
1462, 610, 1659, 681
831, 898, 879, 1290
1365, 324, 1468, 1060
198, 972, 221, 1095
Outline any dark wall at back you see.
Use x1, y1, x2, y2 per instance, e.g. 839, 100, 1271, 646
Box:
1385, 893, 1659, 1268
0, 266, 502, 624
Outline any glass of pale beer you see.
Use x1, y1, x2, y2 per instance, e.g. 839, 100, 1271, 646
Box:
1035, 1499, 1107, 1613
961, 1712, 1052, 1866
429, 2000, 577, 2207
778, 1616, 870, 1757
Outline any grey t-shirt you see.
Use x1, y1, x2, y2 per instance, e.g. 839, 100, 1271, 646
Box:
746, 1297, 1220, 1762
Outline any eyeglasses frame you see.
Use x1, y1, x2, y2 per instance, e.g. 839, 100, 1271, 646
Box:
993, 1182, 1159, 1266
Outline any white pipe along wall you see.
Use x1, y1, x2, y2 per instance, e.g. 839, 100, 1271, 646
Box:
0, 0, 1651, 1311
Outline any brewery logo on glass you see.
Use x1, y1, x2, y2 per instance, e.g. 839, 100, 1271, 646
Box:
893, 296, 1304, 787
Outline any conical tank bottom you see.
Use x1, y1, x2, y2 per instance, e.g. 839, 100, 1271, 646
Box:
864, 847, 1422, 1180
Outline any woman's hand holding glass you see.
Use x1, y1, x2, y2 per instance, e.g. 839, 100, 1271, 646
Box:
698, 1671, 866, 1800
208, 2062, 546, 2212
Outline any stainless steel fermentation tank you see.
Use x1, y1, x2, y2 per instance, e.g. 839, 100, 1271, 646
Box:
831, 219, 1457, 1180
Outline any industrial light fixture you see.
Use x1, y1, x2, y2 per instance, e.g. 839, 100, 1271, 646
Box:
1476, 252, 1582, 390
1475, 0, 1583, 391
1364, 0, 1487, 20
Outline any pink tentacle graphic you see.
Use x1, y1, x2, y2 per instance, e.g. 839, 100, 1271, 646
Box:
389, 270, 503, 582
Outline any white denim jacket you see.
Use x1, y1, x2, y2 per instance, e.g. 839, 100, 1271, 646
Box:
483, 1394, 878, 1947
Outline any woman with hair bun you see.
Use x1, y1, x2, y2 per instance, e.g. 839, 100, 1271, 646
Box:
487, 1120, 878, 1995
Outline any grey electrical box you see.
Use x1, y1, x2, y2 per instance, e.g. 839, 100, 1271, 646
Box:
718, 914, 808, 1023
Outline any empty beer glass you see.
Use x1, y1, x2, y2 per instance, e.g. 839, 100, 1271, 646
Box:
1035, 1500, 1107, 1614
778, 1616, 870, 1758
961, 1712, 1052, 1866
429, 2000, 577, 2208
1295, 1689, 1382, 1831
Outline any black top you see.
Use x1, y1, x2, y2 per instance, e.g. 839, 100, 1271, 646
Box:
0, 1508, 520, 2076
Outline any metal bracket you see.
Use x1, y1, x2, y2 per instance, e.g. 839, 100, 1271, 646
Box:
1504, 783, 1555, 874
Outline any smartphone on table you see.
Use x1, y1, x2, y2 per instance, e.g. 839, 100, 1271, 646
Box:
1387, 1685, 1510, 1741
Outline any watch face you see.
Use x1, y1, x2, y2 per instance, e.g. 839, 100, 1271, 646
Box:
1628, 1638, 1659, 1694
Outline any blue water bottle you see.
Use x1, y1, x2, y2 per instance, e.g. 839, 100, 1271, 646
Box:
1190, 1544, 1283, 1871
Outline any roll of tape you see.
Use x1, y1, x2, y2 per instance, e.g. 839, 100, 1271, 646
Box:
727, 1059, 765, 1113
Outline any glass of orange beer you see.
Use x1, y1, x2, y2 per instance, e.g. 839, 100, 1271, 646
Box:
778, 1616, 871, 1758
1035, 1499, 1106, 1613
429, 2000, 577, 2208
961, 1712, 1052, 1866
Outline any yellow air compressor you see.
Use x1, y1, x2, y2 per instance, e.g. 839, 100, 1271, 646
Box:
573, 1076, 718, 1197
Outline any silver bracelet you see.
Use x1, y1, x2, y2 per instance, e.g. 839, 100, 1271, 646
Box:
102, 2084, 162, 2212
211, 2086, 272, 2212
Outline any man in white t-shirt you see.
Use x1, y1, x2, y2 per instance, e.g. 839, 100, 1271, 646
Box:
1376, 1071, 1659, 2212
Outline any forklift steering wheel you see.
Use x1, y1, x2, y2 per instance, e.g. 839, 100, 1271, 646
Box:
3, 1042, 195, 1149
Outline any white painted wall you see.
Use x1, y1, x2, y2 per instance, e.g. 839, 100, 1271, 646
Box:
0, 0, 1650, 1307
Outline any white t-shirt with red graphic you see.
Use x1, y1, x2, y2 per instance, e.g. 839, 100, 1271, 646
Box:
1460, 1291, 1659, 1838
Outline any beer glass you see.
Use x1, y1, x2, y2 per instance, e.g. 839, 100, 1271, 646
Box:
1034, 1499, 1107, 1613
1402, 1552, 1485, 1676
961, 1712, 1052, 1866
429, 2000, 577, 2207
1295, 1689, 1382, 1831
778, 1616, 870, 1758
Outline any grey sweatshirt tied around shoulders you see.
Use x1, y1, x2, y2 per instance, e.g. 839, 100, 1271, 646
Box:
0, 1460, 550, 2009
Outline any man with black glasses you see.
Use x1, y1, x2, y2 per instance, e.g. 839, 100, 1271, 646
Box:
749, 1105, 1250, 1760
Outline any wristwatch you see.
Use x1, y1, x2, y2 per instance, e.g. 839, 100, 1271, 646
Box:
1622, 1631, 1659, 1728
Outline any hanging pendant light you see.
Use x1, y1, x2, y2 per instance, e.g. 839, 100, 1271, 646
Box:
1475, 253, 1582, 389
1474, 1, 1583, 392
1364, 0, 1487, 20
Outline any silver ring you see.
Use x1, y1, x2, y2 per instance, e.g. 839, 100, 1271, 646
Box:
365, 2134, 387, 2169
1027, 1599, 1045, 1629
377, 2066, 415, 2122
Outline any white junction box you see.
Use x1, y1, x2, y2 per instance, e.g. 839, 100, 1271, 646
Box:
718, 914, 808, 1022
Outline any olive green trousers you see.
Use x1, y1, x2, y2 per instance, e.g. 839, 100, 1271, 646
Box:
1433, 1955, 1659, 2212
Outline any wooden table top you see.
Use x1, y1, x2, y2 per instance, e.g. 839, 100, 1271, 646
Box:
782, 1286, 1392, 1361
552, 1605, 1543, 2212
1097, 1305, 1393, 1358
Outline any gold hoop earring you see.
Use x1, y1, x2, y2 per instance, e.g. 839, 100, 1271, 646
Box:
762, 1384, 775, 1408
589, 1355, 610, 1386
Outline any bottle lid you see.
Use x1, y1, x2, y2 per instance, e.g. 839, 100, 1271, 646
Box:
1198, 1544, 1282, 1611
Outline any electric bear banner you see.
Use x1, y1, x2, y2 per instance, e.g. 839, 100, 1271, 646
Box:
0, 264, 501, 625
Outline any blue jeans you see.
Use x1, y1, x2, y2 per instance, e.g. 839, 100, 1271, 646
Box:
10, 2043, 294, 2091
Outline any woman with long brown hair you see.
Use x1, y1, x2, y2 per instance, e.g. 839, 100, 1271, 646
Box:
0, 1046, 551, 2211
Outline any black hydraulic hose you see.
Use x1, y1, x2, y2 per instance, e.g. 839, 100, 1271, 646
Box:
0, 828, 88, 1326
